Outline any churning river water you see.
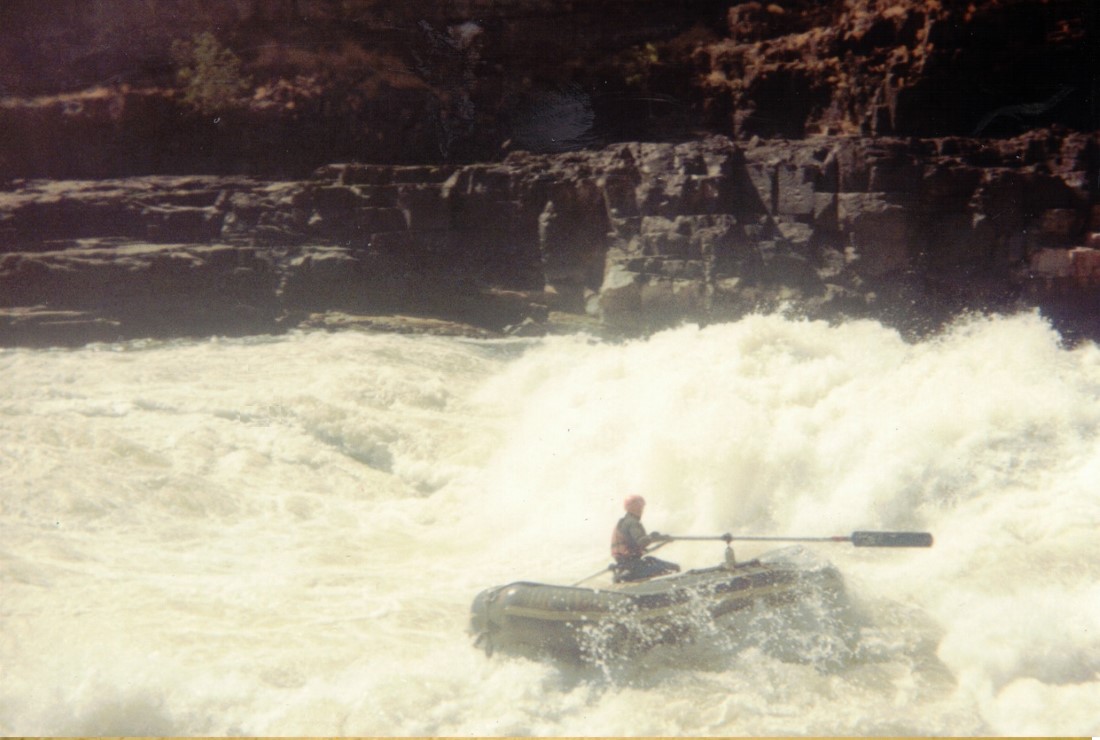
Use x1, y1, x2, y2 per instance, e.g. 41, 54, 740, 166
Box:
2, 312, 1098, 736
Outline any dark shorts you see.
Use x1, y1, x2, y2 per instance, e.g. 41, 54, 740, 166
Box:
613, 555, 681, 583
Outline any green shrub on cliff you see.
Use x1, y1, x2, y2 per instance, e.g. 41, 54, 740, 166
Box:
171, 32, 252, 115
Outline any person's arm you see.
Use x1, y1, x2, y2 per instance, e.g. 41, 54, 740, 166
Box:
629, 519, 669, 549
639, 526, 671, 549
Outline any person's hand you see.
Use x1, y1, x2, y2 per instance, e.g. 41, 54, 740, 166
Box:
650, 531, 671, 542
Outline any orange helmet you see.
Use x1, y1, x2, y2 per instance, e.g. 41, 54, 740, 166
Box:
623, 495, 646, 515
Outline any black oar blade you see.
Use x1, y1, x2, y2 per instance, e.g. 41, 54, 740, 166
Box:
851, 530, 933, 548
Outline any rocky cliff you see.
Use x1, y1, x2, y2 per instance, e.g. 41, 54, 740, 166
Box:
1, 0, 1097, 346
3, 0, 1095, 176
3, 131, 1098, 346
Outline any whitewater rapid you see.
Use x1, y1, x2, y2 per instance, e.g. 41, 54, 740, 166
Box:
2, 312, 1098, 735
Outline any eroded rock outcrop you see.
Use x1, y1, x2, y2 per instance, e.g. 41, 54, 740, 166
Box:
3, 131, 1098, 346
3, 0, 1097, 347
2, 1, 1094, 179
701, 0, 1096, 139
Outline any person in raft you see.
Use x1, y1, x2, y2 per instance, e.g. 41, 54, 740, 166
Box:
611, 494, 681, 583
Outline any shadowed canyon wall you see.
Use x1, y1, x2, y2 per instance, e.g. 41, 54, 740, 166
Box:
0, 0, 1097, 345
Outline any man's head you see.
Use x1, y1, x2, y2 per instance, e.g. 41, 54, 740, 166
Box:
623, 494, 646, 516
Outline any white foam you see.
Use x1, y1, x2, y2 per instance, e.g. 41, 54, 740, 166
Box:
2, 313, 1098, 735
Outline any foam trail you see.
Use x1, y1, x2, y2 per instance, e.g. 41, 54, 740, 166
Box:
1, 313, 1098, 735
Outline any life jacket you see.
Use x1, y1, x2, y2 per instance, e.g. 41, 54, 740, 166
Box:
611, 515, 645, 562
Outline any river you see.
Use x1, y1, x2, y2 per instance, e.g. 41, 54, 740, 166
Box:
2, 312, 1098, 735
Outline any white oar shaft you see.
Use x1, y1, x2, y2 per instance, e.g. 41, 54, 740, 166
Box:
669, 531, 933, 548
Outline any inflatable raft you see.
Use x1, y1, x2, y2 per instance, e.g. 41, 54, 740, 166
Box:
469, 546, 848, 662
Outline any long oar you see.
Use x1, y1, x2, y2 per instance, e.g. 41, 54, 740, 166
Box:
666, 530, 934, 548
571, 565, 614, 587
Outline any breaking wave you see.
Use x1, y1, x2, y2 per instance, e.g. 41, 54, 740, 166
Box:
2, 311, 1098, 735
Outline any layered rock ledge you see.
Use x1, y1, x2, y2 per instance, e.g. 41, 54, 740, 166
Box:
3, 131, 1098, 347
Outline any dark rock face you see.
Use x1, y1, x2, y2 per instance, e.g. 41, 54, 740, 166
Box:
2, 1, 1094, 178
0, 0, 1096, 345
703, 0, 1097, 139
587, 132, 1100, 338
3, 132, 1098, 346
0, 0, 733, 177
